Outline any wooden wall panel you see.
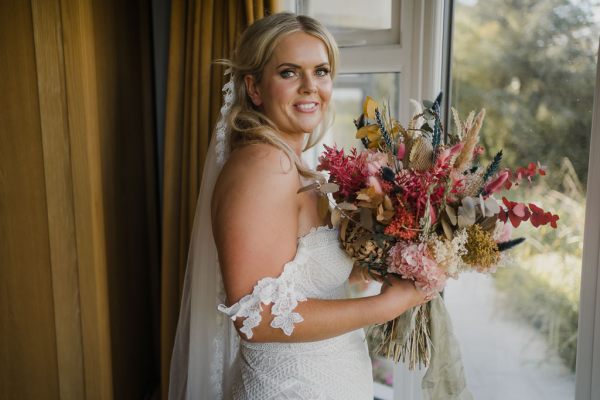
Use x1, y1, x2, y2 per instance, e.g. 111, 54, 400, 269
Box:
0, 1, 60, 399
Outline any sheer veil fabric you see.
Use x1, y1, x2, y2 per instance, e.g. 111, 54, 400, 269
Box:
168, 77, 239, 400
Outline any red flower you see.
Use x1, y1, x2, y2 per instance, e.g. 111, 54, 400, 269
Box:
384, 207, 418, 240
499, 197, 530, 228
502, 162, 547, 191
546, 212, 559, 228
394, 166, 454, 221
317, 145, 369, 200
528, 203, 559, 229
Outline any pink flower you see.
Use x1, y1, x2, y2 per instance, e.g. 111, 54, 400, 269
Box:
436, 142, 464, 168
484, 170, 509, 195
397, 142, 406, 160
365, 149, 389, 175
387, 242, 447, 296
369, 176, 383, 194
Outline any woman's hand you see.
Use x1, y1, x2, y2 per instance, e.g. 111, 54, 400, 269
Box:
377, 275, 430, 323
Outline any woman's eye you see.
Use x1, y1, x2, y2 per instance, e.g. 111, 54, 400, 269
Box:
315, 68, 330, 77
280, 70, 296, 78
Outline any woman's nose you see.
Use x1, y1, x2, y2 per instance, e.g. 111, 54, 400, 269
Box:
299, 74, 317, 94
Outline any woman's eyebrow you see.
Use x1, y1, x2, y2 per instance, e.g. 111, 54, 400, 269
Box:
276, 62, 330, 69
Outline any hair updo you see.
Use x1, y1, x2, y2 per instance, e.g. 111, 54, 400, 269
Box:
218, 12, 339, 181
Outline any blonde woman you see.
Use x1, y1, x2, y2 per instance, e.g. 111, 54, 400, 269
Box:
169, 13, 429, 400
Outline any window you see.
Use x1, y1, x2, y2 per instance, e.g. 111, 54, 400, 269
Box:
445, 1, 599, 399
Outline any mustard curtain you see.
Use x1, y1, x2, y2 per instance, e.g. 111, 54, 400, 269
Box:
160, 1, 278, 397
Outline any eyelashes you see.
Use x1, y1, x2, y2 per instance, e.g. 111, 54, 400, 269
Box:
280, 69, 296, 78
315, 67, 331, 77
279, 68, 331, 79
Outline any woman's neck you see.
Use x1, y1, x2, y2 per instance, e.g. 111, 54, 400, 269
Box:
278, 130, 306, 158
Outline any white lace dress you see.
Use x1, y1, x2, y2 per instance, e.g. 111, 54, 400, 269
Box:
218, 226, 374, 400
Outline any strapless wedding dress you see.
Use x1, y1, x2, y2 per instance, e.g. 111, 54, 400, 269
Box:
218, 226, 374, 400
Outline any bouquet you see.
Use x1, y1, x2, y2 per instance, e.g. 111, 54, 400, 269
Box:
310, 94, 559, 385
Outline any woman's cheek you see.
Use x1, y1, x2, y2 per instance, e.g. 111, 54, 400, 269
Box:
320, 80, 333, 103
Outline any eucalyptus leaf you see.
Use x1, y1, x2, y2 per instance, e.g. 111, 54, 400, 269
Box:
338, 201, 358, 210
484, 197, 500, 215
441, 217, 454, 240
445, 205, 458, 225
457, 197, 477, 227
319, 182, 340, 194
331, 207, 341, 227
297, 182, 319, 194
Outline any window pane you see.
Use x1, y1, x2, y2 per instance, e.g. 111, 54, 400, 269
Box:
304, 0, 393, 32
447, 0, 599, 398
279, 1, 400, 46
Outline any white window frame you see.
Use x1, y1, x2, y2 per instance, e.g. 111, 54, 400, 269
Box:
575, 40, 600, 400
296, 0, 401, 47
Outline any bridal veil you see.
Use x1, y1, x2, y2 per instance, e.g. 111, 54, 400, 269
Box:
168, 76, 239, 400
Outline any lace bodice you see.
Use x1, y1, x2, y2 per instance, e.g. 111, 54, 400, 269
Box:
218, 225, 353, 339
218, 226, 374, 400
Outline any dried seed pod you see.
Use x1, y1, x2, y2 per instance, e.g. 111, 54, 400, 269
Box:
407, 137, 434, 171
340, 219, 392, 273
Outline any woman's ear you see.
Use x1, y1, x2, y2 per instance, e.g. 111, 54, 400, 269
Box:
244, 75, 262, 107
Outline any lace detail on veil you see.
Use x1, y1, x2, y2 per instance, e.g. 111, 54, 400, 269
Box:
215, 72, 235, 166
217, 250, 309, 339
169, 70, 239, 400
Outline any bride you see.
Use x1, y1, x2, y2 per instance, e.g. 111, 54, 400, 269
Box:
169, 12, 429, 400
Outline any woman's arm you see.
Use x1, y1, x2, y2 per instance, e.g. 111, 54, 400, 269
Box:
237, 276, 424, 343
212, 144, 427, 343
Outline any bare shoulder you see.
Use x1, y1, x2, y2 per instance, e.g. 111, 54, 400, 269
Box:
212, 143, 299, 210
212, 143, 301, 304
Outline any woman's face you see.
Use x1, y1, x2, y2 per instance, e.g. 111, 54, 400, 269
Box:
245, 31, 333, 137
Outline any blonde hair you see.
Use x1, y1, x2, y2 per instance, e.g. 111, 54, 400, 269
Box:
218, 12, 339, 182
